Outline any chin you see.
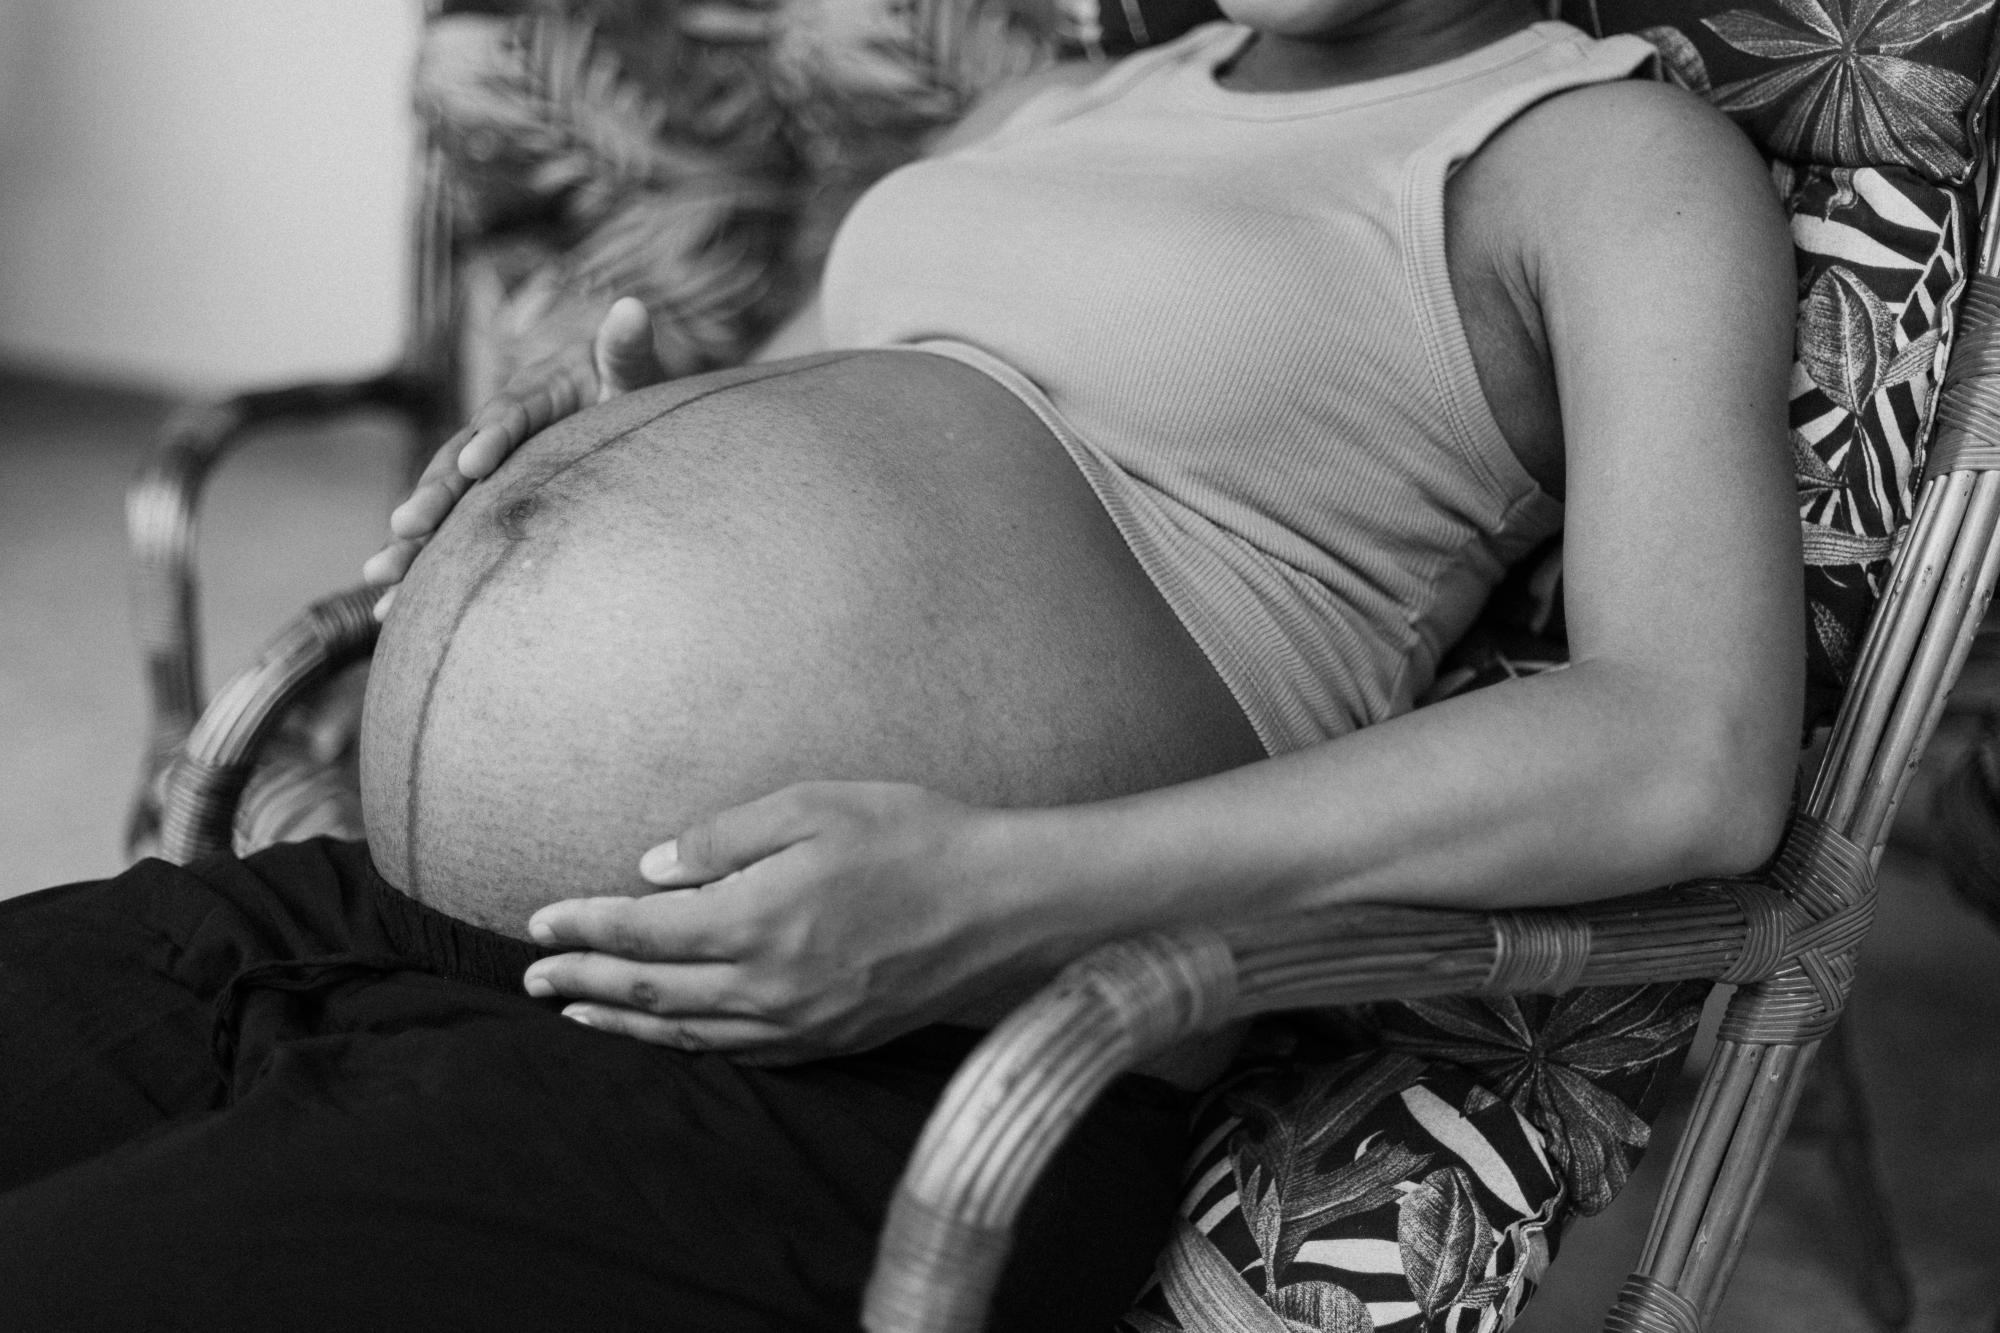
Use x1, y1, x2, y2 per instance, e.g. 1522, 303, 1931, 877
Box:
1213, 0, 1403, 41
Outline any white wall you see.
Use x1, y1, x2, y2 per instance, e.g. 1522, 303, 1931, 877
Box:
0, 0, 420, 393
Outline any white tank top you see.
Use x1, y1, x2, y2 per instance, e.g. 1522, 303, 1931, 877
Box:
820, 21, 1656, 752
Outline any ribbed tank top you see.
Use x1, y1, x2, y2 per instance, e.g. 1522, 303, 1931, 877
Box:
819, 21, 1656, 753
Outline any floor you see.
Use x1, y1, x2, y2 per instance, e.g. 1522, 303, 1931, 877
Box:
0, 368, 403, 894
2, 368, 1996, 1330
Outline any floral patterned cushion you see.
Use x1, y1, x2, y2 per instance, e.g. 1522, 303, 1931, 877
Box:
1784, 160, 1968, 720
1117, 986, 1705, 1332
1556, 0, 2000, 182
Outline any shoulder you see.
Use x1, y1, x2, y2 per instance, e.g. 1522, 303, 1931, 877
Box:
1458, 76, 1791, 335
1514, 78, 1771, 192
1483, 78, 1788, 271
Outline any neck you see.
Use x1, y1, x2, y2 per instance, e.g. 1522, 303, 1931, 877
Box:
1221, 1, 1543, 93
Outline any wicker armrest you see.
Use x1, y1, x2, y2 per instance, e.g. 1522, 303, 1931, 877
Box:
153, 585, 382, 865
127, 373, 439, 855
862, 815, 1873, 1333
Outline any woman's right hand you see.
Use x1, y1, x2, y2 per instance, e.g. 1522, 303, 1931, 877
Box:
363, 297, 665, 617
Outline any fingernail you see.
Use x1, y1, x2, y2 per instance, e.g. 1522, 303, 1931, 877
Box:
639, 839, 680, 882
563, 1006, 598, 1029
522, 968, 552, 998
372, 589, 396, 621
527, 915, 554, 944
460, 433, 495, 475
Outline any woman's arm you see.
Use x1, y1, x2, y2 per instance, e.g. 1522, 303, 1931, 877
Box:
1022, 81, 1802, 922
522, 83, 1805, 1060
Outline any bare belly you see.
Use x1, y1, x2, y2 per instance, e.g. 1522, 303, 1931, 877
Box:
360, 350, 1264, 938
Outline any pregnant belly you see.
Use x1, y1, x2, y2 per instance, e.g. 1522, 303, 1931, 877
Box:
360, 350, 1263, 938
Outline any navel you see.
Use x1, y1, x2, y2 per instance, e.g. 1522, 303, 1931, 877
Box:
498, 494, 539, 540
399, 355, 864, 891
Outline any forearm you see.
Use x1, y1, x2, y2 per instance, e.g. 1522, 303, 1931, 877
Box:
992, 658, 1798, 957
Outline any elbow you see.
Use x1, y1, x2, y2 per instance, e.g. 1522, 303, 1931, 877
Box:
1638, 709, 1795, 883
1690, 766, 1792, 879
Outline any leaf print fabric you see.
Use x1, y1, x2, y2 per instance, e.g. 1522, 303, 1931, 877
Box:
1398, 1167, 1498, 1317
1367, 986, 1707, 1217
1799, 266, 1939, 415
1119, 1034, 1584, 1333
1780, 160, 1966, 720
1704, 0, 1989, 177
1558, 1, 1999, 182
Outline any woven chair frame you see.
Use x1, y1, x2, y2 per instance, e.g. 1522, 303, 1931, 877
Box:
133, 20, 2000, 1333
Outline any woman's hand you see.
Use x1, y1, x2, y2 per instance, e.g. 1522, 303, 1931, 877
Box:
362, 297, 666, 617
520, 783, 1053, 1064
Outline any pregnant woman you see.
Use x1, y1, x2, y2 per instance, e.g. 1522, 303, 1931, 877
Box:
0, 1, 1802, 1328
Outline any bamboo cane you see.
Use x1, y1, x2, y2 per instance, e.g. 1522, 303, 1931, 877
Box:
1853, 472, 2000, 842
1681, 1041, 1817, 1319
1817, 471, 1976, 828
1814, 471, 1963, 807
1639, 1040, 1769, 1288
157, 585, 381, 864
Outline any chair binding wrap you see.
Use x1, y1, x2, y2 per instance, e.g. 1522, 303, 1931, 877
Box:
1928, 271, 2000, 475
1716, 816, 1876, 1045
1602, 1272, 1703, 1333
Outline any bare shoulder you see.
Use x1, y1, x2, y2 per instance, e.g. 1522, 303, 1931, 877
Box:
1482, 77, 1790, 274
1452, 74, 1794, 387
1536, 78, 1776, 252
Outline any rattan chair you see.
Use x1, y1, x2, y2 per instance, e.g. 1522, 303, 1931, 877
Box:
127, 2, 2000, 1330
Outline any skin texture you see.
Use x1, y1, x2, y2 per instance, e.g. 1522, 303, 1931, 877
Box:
362, 352, 1265, 931
364, 1, 1803, 1076
368, 297, 665, 615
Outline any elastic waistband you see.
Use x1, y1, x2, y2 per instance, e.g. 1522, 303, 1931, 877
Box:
353, 847, 1184, 1109
362, 852, 554, 990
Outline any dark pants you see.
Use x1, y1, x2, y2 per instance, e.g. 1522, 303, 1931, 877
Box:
0, 839, 1185, 1332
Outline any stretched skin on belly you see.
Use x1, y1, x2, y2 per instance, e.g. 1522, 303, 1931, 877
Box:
387, 359, 838, 901
360, 351, 1264, 939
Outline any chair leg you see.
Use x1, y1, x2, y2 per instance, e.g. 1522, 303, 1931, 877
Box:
1604, 1037, 1817, 1332
1606, 1018, 1913, 1330
1812, 1019, 1914, 1330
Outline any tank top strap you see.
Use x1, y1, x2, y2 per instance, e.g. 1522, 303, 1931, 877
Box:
1398, 26, 1659, 523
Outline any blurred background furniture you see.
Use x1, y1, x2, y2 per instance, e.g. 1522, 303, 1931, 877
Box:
125, 0, 2000, 1329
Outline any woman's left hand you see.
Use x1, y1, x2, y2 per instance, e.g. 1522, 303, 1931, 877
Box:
520, 782, 1048, 1063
